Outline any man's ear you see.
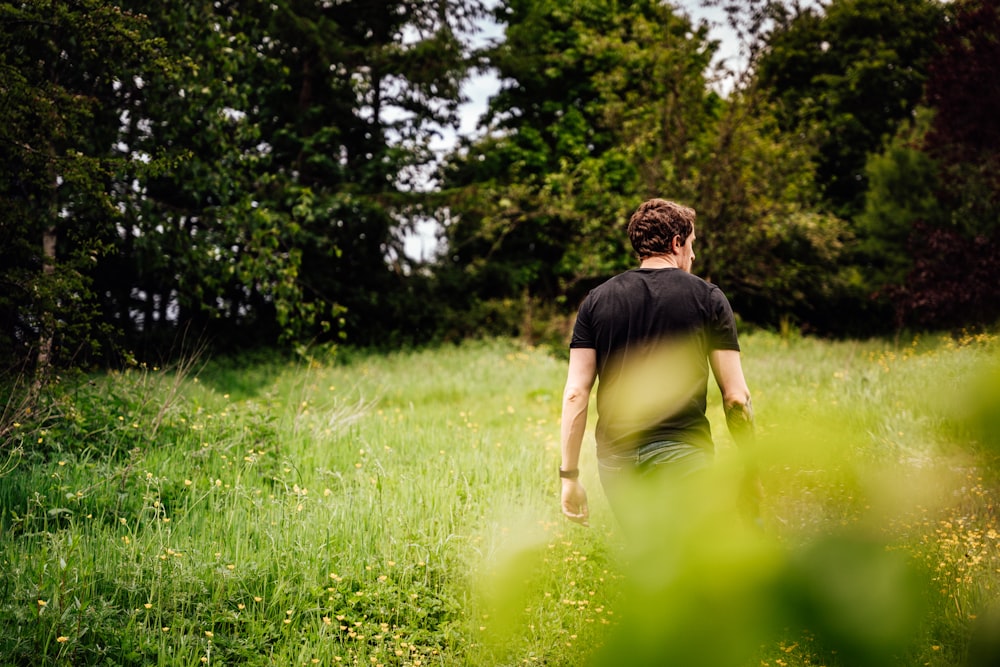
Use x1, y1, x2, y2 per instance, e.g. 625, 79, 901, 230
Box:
671, 235, 683, 252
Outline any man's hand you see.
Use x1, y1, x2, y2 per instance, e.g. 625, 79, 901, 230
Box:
724, 396, 755, 448
561, 478, 589, 526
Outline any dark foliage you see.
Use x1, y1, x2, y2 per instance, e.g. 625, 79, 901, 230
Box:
925, 0, 1000, 176
887, 223, 1000, 329
886, 0, 1000, 330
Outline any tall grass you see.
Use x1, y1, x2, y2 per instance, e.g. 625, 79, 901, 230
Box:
1, 332, 998, 666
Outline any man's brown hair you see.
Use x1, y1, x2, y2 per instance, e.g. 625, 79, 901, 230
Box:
627, 198, 696, 260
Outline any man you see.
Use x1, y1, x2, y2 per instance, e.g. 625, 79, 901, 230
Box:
559, 198, 754, 526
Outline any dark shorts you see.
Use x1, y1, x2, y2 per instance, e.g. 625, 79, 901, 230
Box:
598, 440, 710, 524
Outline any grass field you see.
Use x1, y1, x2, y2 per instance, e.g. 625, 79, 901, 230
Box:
1, 330, 999, 666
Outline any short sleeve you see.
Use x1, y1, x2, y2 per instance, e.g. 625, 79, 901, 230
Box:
708, 288, 740, 351
570, 293, 596, 349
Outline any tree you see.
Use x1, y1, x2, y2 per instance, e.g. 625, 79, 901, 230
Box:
438, 0, 854, 337
755, 0, 946, 220
856, 109, 944, 296
872, 0, 1000, 328
438, 0, 718, 338
2, 0, 492, 371
100, 0, 485, 351
926, 0, 1000, 156
98, 1, 296, 352
0, 0, 164, 375
255, 0, 484, 346
692, 93, 855, 331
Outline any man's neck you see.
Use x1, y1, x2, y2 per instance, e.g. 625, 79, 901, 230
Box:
639, 255, 679, 269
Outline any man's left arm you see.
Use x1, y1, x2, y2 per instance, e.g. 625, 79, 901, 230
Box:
709, 349, 754, 447
709, 349, 760, 524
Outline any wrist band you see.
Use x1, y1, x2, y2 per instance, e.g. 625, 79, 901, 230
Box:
559, 468, 579, 479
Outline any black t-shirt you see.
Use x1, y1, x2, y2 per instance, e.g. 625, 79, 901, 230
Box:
570, 268, 740, 457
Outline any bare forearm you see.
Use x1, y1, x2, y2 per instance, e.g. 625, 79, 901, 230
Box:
724, 394, 755, 449
558, 348, 596, 526
560, 392, 589, 470
559, 389, 591, 526
710, 349, 754, 449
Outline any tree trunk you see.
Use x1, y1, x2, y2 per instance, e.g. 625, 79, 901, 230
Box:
32, 223, 58, 393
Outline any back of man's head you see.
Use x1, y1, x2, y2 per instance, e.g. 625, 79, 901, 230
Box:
627, 198, 696, 260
